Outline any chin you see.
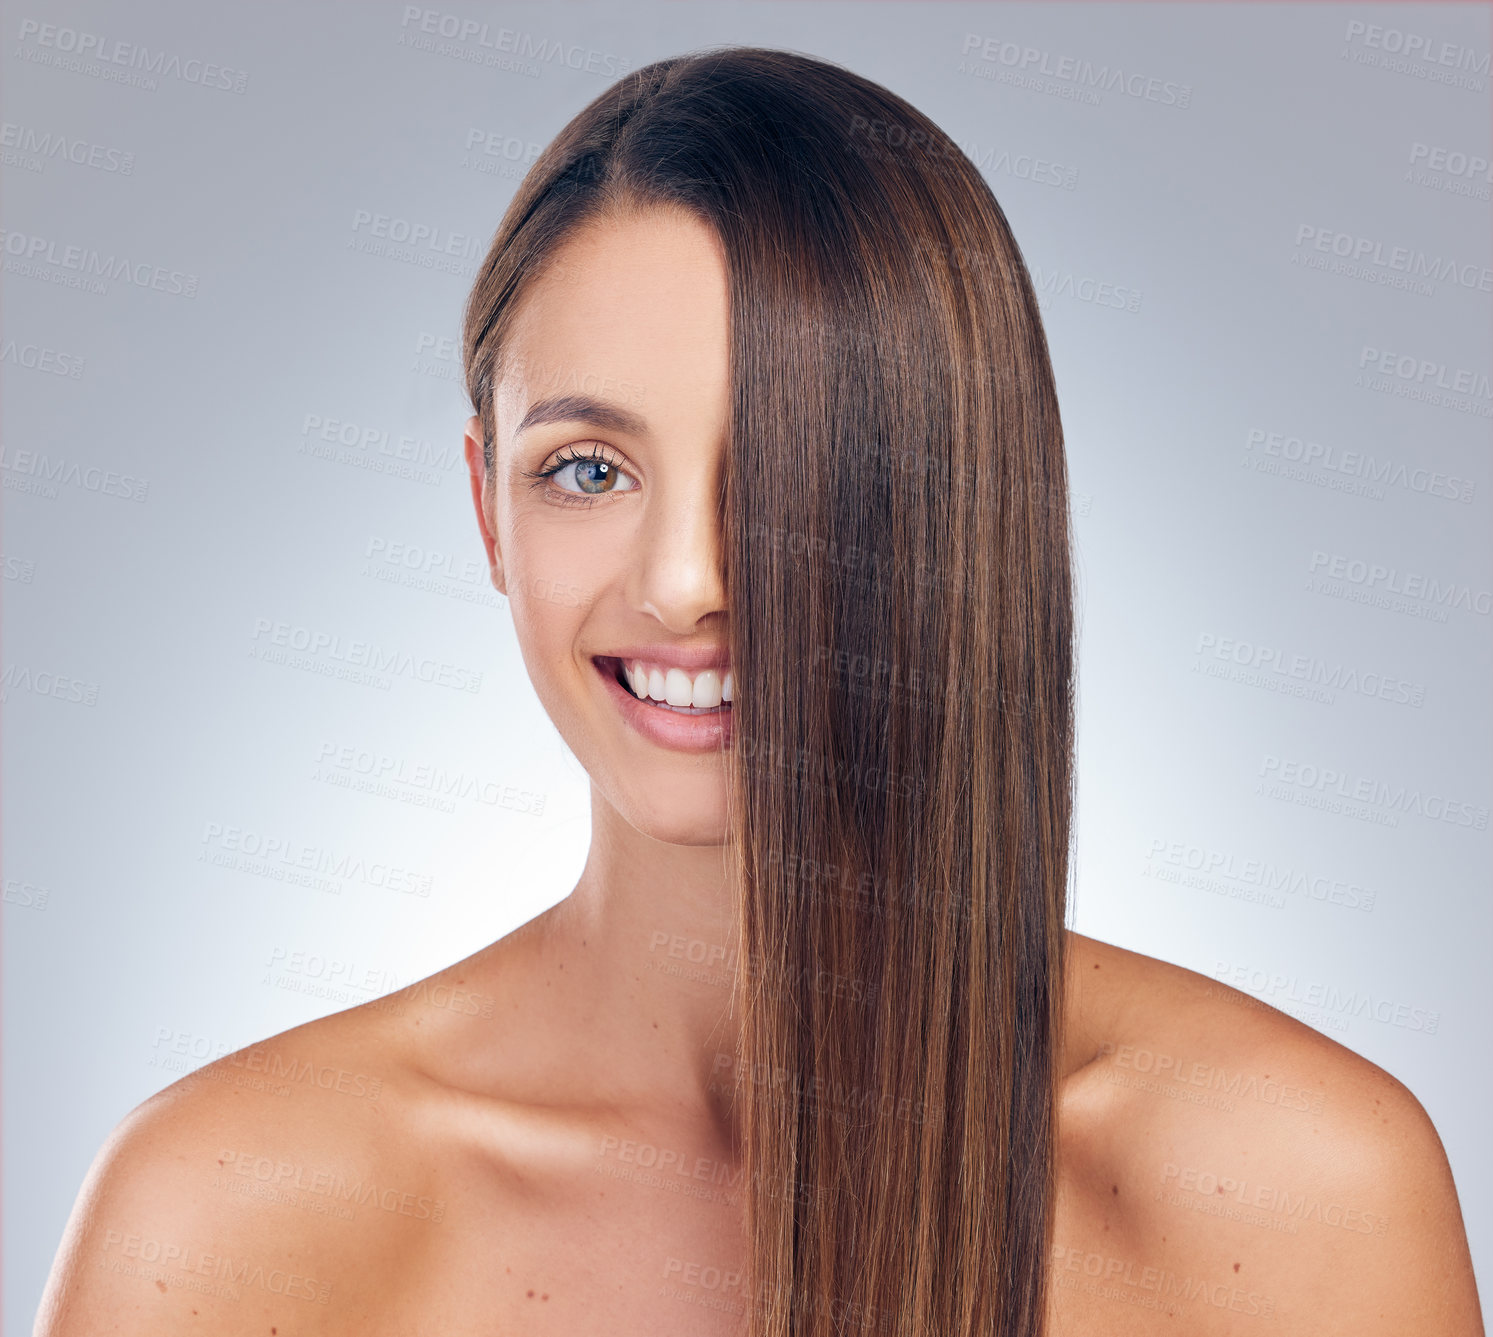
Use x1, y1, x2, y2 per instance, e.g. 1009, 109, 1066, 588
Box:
605, 780, 732, 848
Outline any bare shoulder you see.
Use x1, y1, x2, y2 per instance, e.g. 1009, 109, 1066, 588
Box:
33, 984, 459, 1336
1055, 933, 1483, 1334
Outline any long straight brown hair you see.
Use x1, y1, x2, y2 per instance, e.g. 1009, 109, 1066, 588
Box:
463, 46, 1075, 1337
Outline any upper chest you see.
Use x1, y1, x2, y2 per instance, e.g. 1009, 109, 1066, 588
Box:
336, 1124, 752, 1336
340, 1125, 1259, 1337
329, 1011, 1318, 1337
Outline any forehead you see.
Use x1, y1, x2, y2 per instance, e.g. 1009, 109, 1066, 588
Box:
494, 207, 730, 440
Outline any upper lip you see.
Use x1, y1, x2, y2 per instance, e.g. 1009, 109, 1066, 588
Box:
595, 644, 732, 671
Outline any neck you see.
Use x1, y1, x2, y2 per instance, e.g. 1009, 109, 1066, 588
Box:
530, 787, 744, 1141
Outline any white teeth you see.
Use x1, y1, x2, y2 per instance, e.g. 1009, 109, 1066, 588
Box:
665, 668, 695, 707
622, 659, 733, 709
688, 669, 723, 709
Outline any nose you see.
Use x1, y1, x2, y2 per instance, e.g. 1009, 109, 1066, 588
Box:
629, 466, 728, 635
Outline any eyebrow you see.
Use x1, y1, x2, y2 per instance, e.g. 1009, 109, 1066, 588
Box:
515, 393, 648, 439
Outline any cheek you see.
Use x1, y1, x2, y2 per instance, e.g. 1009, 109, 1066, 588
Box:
505, 587, 590, 755
503, 518, 618, 682
504, 499, 620, 601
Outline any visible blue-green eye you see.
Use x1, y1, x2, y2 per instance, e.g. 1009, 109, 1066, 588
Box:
523, 442, 639, 507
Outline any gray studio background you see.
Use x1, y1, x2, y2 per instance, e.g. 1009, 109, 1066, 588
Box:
3, 1, 1489, 1328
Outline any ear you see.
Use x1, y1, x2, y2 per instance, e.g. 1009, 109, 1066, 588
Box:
463, 415, 507, 596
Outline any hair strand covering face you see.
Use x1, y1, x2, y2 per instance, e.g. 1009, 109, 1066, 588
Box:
462, 45, 1076, 1337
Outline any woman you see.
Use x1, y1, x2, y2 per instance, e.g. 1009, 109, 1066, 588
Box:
34, 45, 1481, 1337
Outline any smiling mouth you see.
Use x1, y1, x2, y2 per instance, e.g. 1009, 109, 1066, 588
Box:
608, 657, 637, 696
595, 656, 733, 714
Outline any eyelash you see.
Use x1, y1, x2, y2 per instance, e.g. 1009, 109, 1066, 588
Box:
521, 442, 638, 509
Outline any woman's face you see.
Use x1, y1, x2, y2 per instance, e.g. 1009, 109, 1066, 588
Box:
463, 206, 736, 846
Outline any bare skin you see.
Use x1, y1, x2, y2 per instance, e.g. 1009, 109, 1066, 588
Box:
34, 208, 1483, 1337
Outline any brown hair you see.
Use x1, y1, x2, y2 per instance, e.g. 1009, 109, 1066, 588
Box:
462, 45, 1074, 1337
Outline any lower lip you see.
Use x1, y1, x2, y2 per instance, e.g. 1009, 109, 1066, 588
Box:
593, 657, 734, 753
